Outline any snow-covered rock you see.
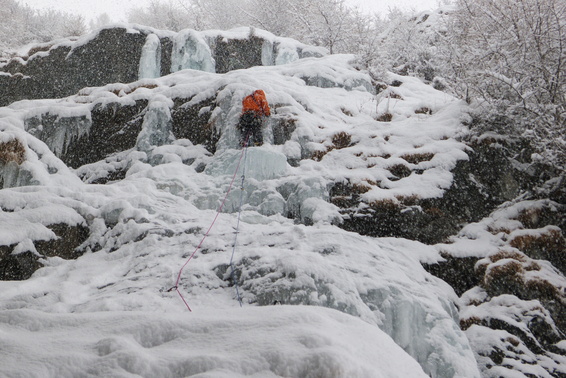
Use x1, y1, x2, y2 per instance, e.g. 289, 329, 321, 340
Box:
0, 25, 326, 107
2, 24, 564, 377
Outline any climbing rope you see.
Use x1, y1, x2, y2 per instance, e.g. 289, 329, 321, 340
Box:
229, 141, 249, 307
171, 134, 250, 311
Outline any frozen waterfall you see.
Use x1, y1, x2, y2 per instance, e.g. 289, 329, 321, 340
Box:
136, 96, 174, 154
138, 34, 161, 79
171, 30, 215, 73
261, 40, 275, 66
205, 147, 287, 181
275, 43, 300, 66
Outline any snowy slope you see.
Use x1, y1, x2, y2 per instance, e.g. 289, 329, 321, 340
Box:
0, 307, 429, 378
0, 30, 481, 377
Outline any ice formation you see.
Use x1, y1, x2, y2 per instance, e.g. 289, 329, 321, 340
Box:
23, 107, 92, 158
136, 96, 175, 155
0, 34, 485, 378
275, 43, 300, 66
205, 147, 287, 181
138, 34, 162, 79
261, 40, 275, 66
171, 30, 215, 73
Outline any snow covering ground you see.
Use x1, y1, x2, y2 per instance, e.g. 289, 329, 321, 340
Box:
0, 306, 428, 377
0, 27, 483, 377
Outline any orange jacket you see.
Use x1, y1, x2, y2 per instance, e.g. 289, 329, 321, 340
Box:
242, 90, 271, 117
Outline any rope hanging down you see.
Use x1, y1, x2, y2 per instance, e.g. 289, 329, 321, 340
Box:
171, 134, 250, 311
229, 141, 249, 307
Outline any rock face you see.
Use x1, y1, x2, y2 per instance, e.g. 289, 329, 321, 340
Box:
334, 137, 531, 244
426, 197, 566, 376
212, 35, 265, 74
0, 26, 325, 107
1, 25, 565, 377
0, 28, 147, 106
0, 223, 89, 280
63, 100, 149, 169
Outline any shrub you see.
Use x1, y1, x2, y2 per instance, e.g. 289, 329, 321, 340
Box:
489, 250, 527, 263
388, 163, 412, 179
331, 131, 352, 149
509, 229, 565, 255
400, 152, 434, 164
311, 149, 329, 162
414, 107, 432, 115
460, 316, 482, 330
375, 112, 393, 122
368, 198, 399, 211
482, 259, 525, 294
0, 138, 26, 165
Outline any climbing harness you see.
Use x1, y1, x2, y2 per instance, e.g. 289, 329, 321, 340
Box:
171, 133, 251, 311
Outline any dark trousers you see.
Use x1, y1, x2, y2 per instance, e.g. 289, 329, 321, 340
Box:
238, 111, 264, 146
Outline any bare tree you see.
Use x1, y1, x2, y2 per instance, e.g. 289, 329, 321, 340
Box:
129, 0, 379, 56
0, 0, 86, 56
127, 0, 197, 31
450, 0, 566, 164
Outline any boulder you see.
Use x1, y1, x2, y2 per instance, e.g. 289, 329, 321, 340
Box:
0, 223, 89, 280
0, 28, 148, 106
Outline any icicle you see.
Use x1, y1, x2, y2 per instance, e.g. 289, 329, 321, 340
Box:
261, 40, 275, 66
171, 30, 215, 73
136, 96, 174, 154
138, 34, 162, 79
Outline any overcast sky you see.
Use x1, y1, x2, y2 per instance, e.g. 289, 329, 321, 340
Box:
18, 0, 441, 23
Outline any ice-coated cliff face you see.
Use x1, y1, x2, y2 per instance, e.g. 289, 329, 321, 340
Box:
1, 25, 564, 378
171, 29, 215, 73
0, 25, 327, 107
139, 34, 162, 79
136, 96, 175, 154
0, 45, 482, 377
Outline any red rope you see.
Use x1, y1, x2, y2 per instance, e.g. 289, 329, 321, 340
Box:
173, 135, 250, 311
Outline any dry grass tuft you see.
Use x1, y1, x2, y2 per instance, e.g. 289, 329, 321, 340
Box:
509, 229, 565, 254
414, 107, 432, 115
525, 279, 560, 299
475, 260, 490, 277
483, 259, 524, 287
311, 132, 355, 161
396, 194, 420, 206
351, 183, 372, 194
387, 91, 403, 100
26, 44, 53, 57
524, 261, 541, 271
368, 198, 399, 211
363, 179, 380, 186
127, 84, 159, 94
388, 163, 412, 179
424, 207, 445, 217
489, 250, 527, 263
311, 149, 329, 162
460, 316, 482, 330
376, 112, 393, 122
340, 108, 353, 117
487, 225, 513, 234
375, 83, 388, 92
505, 337, 521, 347
0, 138, 26, 165
400, 152, 435, 164
332, 131, 352, 149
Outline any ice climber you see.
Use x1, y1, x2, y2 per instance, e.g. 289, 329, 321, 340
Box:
237, 89, 271, 147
